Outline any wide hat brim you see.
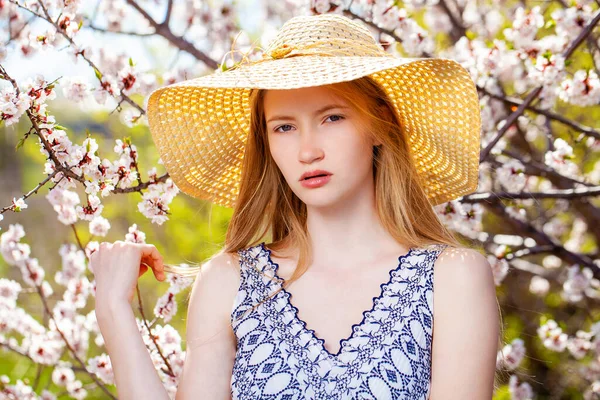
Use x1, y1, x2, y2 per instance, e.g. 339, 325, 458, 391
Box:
146, 55, 481, 208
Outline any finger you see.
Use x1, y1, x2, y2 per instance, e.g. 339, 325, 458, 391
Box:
138, 263, 148, 278
140, 254, 164, 282
142, 245, 165, 281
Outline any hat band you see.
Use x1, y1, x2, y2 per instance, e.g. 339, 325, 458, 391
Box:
219, 36, 393, 72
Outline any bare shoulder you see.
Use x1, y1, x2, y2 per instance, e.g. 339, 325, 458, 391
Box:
193, 250, 241, 296
431, 245, 498, 327
429, 245, 500, 399
176, 249, 241, 399
433, 245, 495, 291
186, 249, 242, 347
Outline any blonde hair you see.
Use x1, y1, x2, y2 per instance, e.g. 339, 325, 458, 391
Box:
165, 75, 506, 391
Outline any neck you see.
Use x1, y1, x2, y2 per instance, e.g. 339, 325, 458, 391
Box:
303, 186, 407, 267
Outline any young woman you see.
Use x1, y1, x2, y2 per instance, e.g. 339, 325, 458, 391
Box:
91, 13, 501, 400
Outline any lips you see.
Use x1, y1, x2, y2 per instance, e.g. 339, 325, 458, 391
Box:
299, 170, 332, 181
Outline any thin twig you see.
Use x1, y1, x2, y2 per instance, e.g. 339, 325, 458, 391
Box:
135, 284, 176, 378
462, 186, 600, 202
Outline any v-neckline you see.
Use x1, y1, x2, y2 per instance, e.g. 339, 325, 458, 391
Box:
259, 241, 420, 358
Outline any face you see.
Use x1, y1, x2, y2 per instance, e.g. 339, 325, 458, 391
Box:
263, 85, 379, 208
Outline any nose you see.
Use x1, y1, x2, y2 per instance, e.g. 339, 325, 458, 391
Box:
297, 127, 324, 164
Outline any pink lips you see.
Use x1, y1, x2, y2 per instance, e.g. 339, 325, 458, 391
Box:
299, 170, 332, 188
301, 175, 331, 188
299, 169, 332, 181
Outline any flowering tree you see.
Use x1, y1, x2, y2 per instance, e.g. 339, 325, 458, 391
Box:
1, 0, 600, 398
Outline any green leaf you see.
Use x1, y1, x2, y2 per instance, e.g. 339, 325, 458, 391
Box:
129, 57, 134, 67
15, 136, 27, 150
94, 67, 103, 81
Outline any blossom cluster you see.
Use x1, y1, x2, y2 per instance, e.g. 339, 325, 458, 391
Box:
0, 223, 194, 398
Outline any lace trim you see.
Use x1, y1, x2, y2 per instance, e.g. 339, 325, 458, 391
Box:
260, 241, 421, 357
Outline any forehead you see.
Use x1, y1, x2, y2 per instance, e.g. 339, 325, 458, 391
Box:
263, 85, 349, 115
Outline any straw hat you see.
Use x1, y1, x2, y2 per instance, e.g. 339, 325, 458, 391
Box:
146, 13, 481, 208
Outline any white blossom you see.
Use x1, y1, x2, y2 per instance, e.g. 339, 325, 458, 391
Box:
137, 179, 179, 225
562, 265, 595, 303
529, 275, 550, 296
89, 215, 111, 237
125, 223, 147, 243
509, 374, 534, 400
52, 365, 76, 387
497, 159, 527, 191
545, 138, 579, 178
46, 188, 81, 225
568, 330, 593, 360
62, 76, 90, 102
538, 319, 568, 352
487, 255, 509, 286
559, 70, 600, 106
154, 289, 178, 323
498, 338, 526, 370
0, 278, 22, 309
87, 353, 114, 384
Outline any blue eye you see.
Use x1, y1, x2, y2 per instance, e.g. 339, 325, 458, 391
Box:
326, 114, 344, 123
274, 124, 294, 133
272, 115, 345, 133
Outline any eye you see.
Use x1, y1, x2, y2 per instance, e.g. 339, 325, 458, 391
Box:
273, 124, 294, 133
325, 114, 345, 123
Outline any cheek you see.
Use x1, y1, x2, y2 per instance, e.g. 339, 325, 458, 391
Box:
268, 137, 295, 173
267, 130, 374, 180
334, 135, 374, 173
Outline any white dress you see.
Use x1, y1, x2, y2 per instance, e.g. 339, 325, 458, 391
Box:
230, 242, 448, 399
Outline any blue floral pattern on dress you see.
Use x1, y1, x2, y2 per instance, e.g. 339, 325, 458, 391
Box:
230, 242, 448, 399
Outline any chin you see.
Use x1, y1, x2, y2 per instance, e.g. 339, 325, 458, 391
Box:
296, 192, 344, 209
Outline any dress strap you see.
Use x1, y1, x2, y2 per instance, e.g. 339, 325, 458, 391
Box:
428, 243, 450, 255
230, 242, 281, 327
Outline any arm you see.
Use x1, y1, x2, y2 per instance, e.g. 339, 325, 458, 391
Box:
92, 241, 171, 400
175, 251, 240, 400
429, 247, 501, 400
96, 302, 170, 400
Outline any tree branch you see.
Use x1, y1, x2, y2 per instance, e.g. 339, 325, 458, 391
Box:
485, 202, 598, 275
462, 186, 600, 203
479, 87, 600, 140
437, 0, 467, 43
125, 0, 218, 69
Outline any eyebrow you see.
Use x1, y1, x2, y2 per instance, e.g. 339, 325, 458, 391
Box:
266, 104, 350, 124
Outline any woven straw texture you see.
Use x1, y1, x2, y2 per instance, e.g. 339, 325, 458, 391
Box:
146, 13, 481, 208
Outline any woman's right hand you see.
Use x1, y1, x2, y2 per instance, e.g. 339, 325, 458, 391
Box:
89, 241, 166, 308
